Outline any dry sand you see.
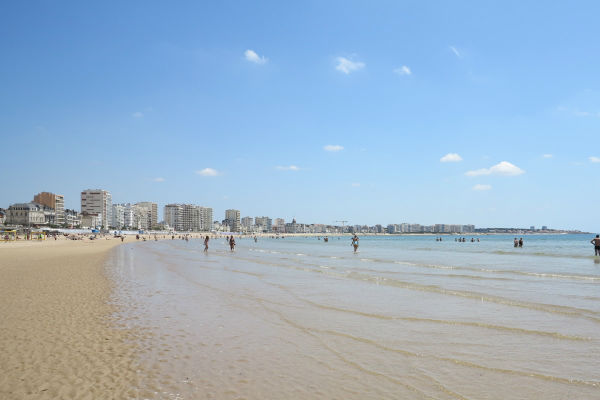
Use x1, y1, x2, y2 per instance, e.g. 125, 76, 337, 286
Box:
0, 238, 144, 399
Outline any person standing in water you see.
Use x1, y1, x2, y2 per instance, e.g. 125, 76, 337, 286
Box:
591, 235, 600, 256
514, 238, 519, 247
519, 238, 523, 247
204, 235, 209, 252
229, 235, 236, 251
351, 234, 359, 253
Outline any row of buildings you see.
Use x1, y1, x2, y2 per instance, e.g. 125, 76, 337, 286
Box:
2, 190, 160, 230
1, 189, 479, 234
387, 223, 476, 234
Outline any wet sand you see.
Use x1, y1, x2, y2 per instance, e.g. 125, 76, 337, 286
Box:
0, 238, 144, 399
111, 237, 600, 399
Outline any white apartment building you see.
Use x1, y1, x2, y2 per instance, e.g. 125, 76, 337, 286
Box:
112, 204, 125, 228
136, 202, 158, 228
241, 216, 254, 228
81, 189, 112, 229
273, 218, 285, 232
164, 204, 213, 231
164, 204, 182, 230
225, 209, 241, 232
255, 216, 272, 232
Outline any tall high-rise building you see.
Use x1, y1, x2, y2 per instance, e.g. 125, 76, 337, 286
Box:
255, 216, 272, 232
33, 192, 64, 225
112, 203, 126, 228
164, 204, 213, 231
201, 207, 213, 232
136, 202, 158, 228
164, 204, 182, 230
273, 218, 285, 232
225, 209, 241, 232
81, 189, 112, 228
241, 216, 254, 228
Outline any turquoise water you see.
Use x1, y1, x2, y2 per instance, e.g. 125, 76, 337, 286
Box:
110, 234, 600, 399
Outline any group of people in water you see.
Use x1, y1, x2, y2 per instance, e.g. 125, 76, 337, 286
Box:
134, 232, 600, 257
444, 237, 480, 242
201, 235, 236, 252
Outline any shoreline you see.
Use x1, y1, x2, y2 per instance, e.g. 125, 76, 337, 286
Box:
0, 238, 144, 399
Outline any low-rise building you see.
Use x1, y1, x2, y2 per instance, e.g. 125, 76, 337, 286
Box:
6, 202, 48, 226
64, 209, 80, 228
80, 212, 102, 229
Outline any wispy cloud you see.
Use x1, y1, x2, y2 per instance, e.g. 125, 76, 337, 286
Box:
351, 183, 361, 187
449, 46, 462, 58
195, 168, 220, 176
440, 153, 463, 162
324, 144, 344, 152
466, 161, 525, 177
394, 65, 411, 76
153, 177, 165, 182
244, 49, 267, 64
276, 165, 300, 171
542, 154, 553, 158
473, 184, 492, 191
335, 57, 365, 74
132, 111, 144, 118
590, 156, 600, 163
557, 106, 600, 118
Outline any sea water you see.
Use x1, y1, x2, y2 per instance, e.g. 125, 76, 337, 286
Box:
108, 234, 600, 399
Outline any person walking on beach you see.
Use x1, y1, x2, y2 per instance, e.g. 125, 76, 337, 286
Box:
351, 234, 359, 253
229, 236, 236, 252
204, 235, 209, 252
591, 235, 600, 256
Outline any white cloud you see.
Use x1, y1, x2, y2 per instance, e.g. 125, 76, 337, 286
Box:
335, 57, 365, 74
276, 165, 300, 171
473, 184, 492, 191
542, 154, 553, 158
195, 168, 220, 176
450, 46, 462, 58
573, 110, 591, 117
324, 144, 344, 152
466, 161, 525, 177
351, 183, 361, 187
394, 65, 411, 76
132, 111, 144, 118
153, 177, 165, 182
590, 156, 600, 163
440, 153, 463, 162
244, 49, 267, 64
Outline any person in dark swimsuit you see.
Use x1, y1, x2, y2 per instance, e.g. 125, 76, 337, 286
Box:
351, 235, 359, 253
204, 235, 209, 252
519, 238, 523, 247
592, 235, 600, 256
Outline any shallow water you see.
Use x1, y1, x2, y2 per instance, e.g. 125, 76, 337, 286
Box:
109, 234, 600, 399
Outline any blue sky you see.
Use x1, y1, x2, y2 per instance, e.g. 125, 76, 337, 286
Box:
1, 1, 599, 231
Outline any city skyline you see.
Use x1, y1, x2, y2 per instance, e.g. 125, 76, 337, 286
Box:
1, 2, 599, 232
2, 187, 571, 233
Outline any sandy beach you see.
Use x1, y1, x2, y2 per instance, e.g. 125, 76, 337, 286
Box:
2, 234, 599, 399
0, 238, 144, 399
